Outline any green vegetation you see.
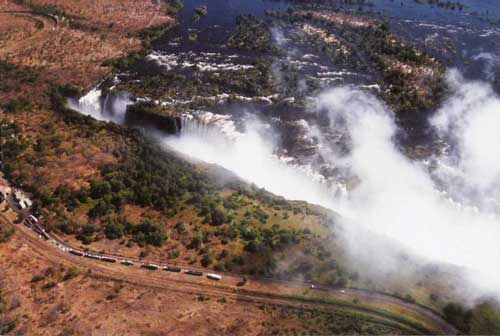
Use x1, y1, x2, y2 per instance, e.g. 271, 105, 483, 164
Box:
138, 23, 174, 49
414, 0, 464, 11
125, 102, 180, 134
268, 293, 434, 334
62, 266, 78, 281
166, 0, 183, 16
125, 220, 167, 247
13, 0, 82, 19
0, 60, 38, 93
0, 225, 14, 244
228, 15, 273, 52
194, 5, 208, 16
493, 71, 500, 93
272, 7, 445, 114
117, 56, 275, 106
443, 301, 500, 334
0, 289, 17, 335
31, 274, 45, 283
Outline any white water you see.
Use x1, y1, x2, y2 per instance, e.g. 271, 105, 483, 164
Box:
70, 70, 500, 298
164, 73, 500, 298
67, 88, 131, 124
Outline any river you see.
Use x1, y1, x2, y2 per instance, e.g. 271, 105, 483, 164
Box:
68, 0, 500, 298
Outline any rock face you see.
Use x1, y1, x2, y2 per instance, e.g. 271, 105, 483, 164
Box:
125, 101, 181, 135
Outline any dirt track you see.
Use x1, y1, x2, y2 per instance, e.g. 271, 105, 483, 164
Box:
0, 10, 57, 57
0, 207, 458, 335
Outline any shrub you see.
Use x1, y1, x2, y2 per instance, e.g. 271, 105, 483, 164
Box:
168, 248, 180, 259
127, 220, 167, 247
403, 294, 416, 304
244, 240, 259, 253
0, 226, 14, 243
103, 219, 124, 240
201, 254, 213, 267
194, 5, 208, 16
175, 221, 186, 233
218, 249, 229, 259
56, 217, 79, 235
77, 224, 97, 244
232, 256, 244, 265
2, 99, 33, 113
210, 208, 227, 226
189, 235, 202, 249
62, 266, 78, 281
443, 302, 472, 333
214, 262, 225, 271
31, 274, 45, 283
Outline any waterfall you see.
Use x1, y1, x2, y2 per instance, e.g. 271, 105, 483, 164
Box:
67, 88, 131, 124
179, 111, 243, 140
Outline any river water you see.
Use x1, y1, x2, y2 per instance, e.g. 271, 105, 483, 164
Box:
67, 0, 500, 297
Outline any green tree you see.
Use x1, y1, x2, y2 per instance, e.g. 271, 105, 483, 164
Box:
201, 254, 213, 267
104, 219, 124, 240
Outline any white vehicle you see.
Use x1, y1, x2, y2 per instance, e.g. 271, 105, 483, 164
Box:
207, 273, 222, 281
340, 290, 346, 293
29, 215, 38, 224
142, 264, 159, 270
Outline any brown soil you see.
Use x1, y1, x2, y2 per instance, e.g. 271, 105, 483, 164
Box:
0, 1, 458, 334
0, 226, 315, 335
0, 0, 172, 89
0, 210, 455, 335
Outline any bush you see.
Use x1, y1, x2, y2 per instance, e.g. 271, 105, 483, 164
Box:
174, 221, 186, 233
2, 98, 33, 113
127, 220, 167, 247
31, 274, 45, 283
168, 248, 180, 259
103, 219, 124, 240
88, 200, 112, 219
218, 249, 229, 259
232, 256, 244, 265
62, 266, 78, 281
56, 217, 79, 235
194, 5, 208, 16
210, 208, 227, 226
214, 262, 225, 271
189, 235, 202, 249
201, 254, 213, 267
403, 294, 416, 304
244, 240, 259, 253
77, 224, 97, 244
0, 226, 14, 243
0, 316, 17, 335
443, 302, 472, 333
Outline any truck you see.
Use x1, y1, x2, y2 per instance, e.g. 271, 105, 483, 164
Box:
121, 260, 134, 266
69, 249, 84, 257
185, 270, 203, 276
164, 265, 181, 273
142, 264, 159, 271
207, 273, 222, 281
101, 257, 117, 263
84, 253, 101, 260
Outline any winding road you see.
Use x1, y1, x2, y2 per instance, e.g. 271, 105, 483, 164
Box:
0, 10, 58, 57
0, 189, 458, 335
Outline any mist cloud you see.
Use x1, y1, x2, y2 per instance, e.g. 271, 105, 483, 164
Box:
165, 72, 500, 299
315, 83, 500, 298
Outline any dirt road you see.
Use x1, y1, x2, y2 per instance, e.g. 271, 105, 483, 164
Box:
0, 202, 458, 335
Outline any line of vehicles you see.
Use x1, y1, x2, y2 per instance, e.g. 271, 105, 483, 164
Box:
24, 214, 224, 282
